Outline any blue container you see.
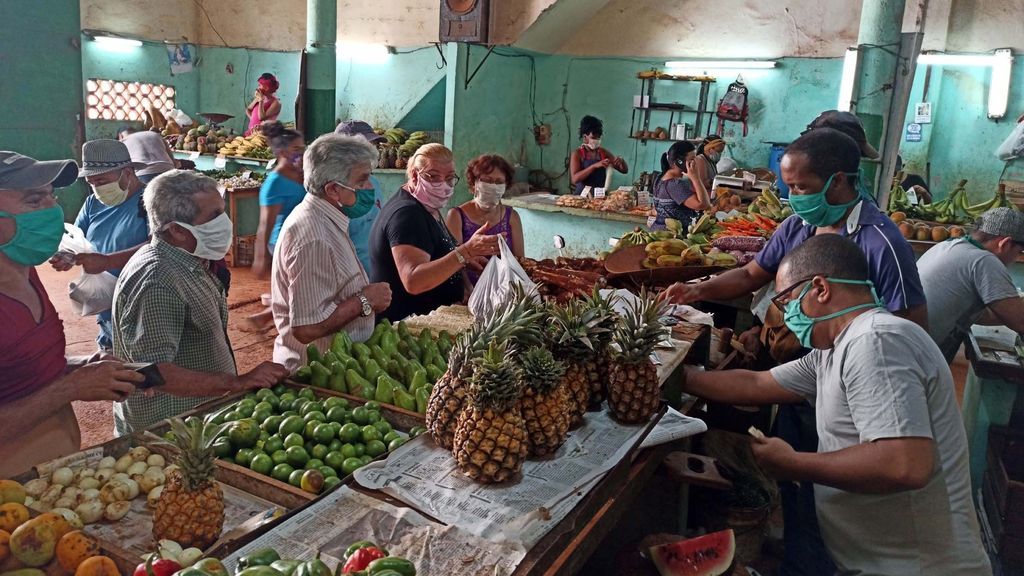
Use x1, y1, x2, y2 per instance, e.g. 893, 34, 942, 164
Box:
768, 143, 790, 198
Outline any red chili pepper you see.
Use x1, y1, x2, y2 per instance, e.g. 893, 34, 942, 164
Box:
341, 547, 387, 573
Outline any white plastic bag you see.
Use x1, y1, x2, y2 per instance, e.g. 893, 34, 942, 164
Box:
468, 236, 539, 319
996, 120, 1024, 161
60, 224, 118, 316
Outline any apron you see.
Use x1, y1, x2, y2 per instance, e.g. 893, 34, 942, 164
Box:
575, 146, 608, 194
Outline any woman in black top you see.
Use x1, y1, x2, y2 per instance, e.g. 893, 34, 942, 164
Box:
369, 143, 499, 321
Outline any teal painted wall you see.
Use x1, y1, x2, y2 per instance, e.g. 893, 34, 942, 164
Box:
197, 48, 300, 135
899, 60, 1024, 203
81, 36, 200, 141
337, 48, 446, 130
0, 0, 87, 217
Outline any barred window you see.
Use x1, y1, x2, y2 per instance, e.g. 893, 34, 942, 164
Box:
85, 79, 176, 121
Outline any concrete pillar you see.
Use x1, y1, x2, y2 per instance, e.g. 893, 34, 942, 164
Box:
854, 0, 906, 188
304, 0, 337, 140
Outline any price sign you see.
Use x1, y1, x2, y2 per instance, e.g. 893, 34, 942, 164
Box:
189, 151, 200, 160
214, 155, 227, 169
579, 185, 592, 198
636, 191, 651, 207
647, 215, 657, 228
594, 187, 606, 199
266, 159, 277, 170
241, 171, 252, 180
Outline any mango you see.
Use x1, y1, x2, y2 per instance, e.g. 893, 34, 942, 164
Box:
9, 518, 57, 567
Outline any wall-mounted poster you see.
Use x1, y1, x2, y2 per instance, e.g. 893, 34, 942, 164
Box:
167, 44, 194, 75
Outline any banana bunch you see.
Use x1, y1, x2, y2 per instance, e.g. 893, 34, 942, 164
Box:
746, 188, 792, 221
642, 241, 737, 268
382, 127, 408, 146
911, 180, 967, 223
611, 227, 655, 253
956, 186, 1015, 220
220, 133, 270, 158
398, 131, 431, 158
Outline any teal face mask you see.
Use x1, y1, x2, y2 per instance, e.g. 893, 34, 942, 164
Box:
0, 205, 66, 266
789, 173, 862, 227
341, 188, 376, 220
783, 278, 884, 349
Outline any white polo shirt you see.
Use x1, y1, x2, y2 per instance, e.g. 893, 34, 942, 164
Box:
271, 194, 372, 372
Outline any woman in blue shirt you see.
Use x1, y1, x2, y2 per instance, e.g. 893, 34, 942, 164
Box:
652, 141, 711, 229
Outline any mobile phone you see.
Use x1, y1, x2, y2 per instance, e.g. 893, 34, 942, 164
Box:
126, 363, 166, 389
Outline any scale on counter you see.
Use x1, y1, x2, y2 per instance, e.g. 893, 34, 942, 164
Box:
198, 112, 235, 130
712, 173, 772, 200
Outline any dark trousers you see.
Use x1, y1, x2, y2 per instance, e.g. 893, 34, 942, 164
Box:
775, 402, 837, 576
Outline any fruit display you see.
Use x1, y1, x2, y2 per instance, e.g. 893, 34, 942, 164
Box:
592, 190, 635, 212
374, 128, 431, 169
889, 178, 1016, 225
893, 214, 966, 242
745, 188, 792, 221
711, 188, 744, 213
217, 132, 273, 160
555, 195, 592, 209
520, 257, 607, 302
185, 386, 418, 496
170, 124, 238, 154
294, 321, 454, 415
713, 213, 779, 239
153, 414, 227, 549
549, 298, 611, 428
641, 216, 738, 269
647, 529, 735, 576
607, 289, 669, 423
518, 347, 571, 457
709, 236, 766, 266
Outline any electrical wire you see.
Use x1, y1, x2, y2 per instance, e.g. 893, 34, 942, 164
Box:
192, 0, 228, 47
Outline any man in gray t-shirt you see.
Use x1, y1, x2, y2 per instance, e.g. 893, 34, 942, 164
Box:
917, 207, 1024, 362
681, 234, 990, 575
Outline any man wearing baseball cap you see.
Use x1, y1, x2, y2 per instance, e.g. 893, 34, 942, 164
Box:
918, 207, 1024, 362
335, 120, 385, 272
0, 151, 146, 475
51, 139, 151, 352
805, 110, 880, 159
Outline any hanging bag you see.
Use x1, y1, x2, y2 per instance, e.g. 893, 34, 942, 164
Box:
716, 79, 750, 136
468, 235, 539, 319
59, 224, 118, 316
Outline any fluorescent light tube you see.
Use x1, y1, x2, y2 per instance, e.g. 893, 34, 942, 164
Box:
337, 43, 390, 64
93, 35, 142, 49
988, 49, 1013, 119
837, 48, 859, 112
918, 53, 999, 66
664, 60, 777, 70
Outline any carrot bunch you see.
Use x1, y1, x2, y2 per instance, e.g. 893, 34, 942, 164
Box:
714, 214, 779, 238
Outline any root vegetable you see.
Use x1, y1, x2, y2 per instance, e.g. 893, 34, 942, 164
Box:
24, 479, 49, 498
99, 481, 133, 504
112, 473, 130, 483
146, 485, 163, 508
114, 455, 134, 473
94, 469, 115, 483
75, 501, 104, 524
41, 484, 64, 503
61, 487, 81, 501
122, 478, 140, 500
138, 469, 165, 493
52, 467, 74, 486
104, 501, 131, 521
77, 478, 100, 491
73, 468, 95, 482
146, 454, 166, 468
129, 447, 151, 462
54, 497, 76, 509
78, 489, 100, 504
127, 462, 148, 477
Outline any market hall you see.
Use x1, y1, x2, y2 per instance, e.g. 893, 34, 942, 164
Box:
2, 1, 1024, 574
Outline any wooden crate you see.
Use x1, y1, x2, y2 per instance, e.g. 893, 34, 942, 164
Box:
983, 426, 1024, 568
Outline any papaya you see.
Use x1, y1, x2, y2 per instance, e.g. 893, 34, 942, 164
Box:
10, 518, 57, 567
0, 504, 29, 533
55, 531, 99, 573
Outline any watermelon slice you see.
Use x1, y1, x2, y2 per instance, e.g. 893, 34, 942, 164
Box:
648, 529, 735, 576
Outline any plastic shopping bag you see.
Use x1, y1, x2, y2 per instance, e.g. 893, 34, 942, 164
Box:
60, 224, 118, 316
468, 235, 539, 319
996, 120, 1024, 161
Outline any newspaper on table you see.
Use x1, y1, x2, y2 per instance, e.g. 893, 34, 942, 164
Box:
641, 406, 707, 449
355, 407, 705, 550
222, 486, 523, 576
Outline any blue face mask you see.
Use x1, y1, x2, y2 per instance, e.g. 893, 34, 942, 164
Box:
0, 206, 66, 266
783, 278, 884, 349
788, 173, 862, 227
338, 186, 376, 220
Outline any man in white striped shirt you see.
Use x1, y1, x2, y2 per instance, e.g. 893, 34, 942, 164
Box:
271, 134, 392, 372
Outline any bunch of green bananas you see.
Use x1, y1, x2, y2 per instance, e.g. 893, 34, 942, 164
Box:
612, 227, 656, 252
955, 185, 1016, 220
398, 131, 430, 158
910, 180, 967, 223
382, 127, 408, 146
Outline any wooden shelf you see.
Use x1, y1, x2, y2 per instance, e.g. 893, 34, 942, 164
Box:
636, 73, 717, 83
629, 136, 695, 143
636, 103, 689, 111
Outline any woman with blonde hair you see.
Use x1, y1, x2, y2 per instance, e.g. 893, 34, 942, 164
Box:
369, 143, 500, 321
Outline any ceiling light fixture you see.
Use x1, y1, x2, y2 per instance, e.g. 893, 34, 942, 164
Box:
917, 49, 1014, 119
664, 60, 777, 70
837, 47, 860, 112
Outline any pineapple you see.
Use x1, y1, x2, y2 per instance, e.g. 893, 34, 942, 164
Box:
519, 346, 570, 457
453, 340, 529, 483
581, 288, 619, 408
607, 289, 669, 423
426, 286, 544, 449
153, 413, 229, 549
549, 299, 608, 426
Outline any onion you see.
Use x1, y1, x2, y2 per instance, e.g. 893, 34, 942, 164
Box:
100, 480, 133, 504
98, 456, 117, 469
40, 484, 64, 503
146, 485, 163, 508
61, 487, 82, 501
94, 468, 116, 483
23, 478, 49, 498
114, 454, 134, 472
53, 497, 75, 510
127, 461, 148, 477
75, 500, 104, 524
51, 467, 74, 486
77, 477, 101, 490
138, 468, 165, 493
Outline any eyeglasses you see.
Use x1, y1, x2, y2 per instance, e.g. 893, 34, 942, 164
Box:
419, 171, 459, 186
771, 277, 815, 312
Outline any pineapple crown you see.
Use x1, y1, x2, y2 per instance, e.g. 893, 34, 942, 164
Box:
518, 346, 565, 394
582, 288, 619, 347
161, 410, 229, 491
452, 284, 545, 375
610, 288, 669, 364
548, 299, 609, 359
468, 340, 524, 411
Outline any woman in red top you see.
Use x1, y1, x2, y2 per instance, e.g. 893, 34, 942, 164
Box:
246, 73, 282, 135
569, 115, 628, 194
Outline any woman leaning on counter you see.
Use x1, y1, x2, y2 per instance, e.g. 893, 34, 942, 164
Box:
570, 115, 628, 194
369, 144, 500, 322
651, 141, 711, 229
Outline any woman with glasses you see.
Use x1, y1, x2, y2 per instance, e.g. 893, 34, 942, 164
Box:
369, 143, 500, 321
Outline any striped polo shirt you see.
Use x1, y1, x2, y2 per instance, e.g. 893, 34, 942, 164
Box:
271, 194, 372, 372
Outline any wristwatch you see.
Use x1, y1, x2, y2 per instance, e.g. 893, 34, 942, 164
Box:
357, 292, 373, 317
453, 246, 467, 266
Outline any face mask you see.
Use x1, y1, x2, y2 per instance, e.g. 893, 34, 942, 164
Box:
586, 138, 602, 151
475, 182, 506, 209
92, 172, 129, 206
335, 183, 376, 220
789, 173, 862, 227
0, 206, 66, 266
288, 152, 303, 168
706, 151, 721, 162
172, 212, 233, 261
411, 176, 454, 212
783, 278, 884, 348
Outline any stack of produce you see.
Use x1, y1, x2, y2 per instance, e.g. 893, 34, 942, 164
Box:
295, 320, 454, 415
892, 212, 966, 242
191, 386, 416, 495
549, 297, 613, 427
216, 174, 265, 190
710, 236, 766, 266
595, 190, 635, 212
640, 216, 737, 269
713, 213, 778, 239
375, 128, 431, 169
218, 132, 272, 160
556, 195, 592, 209
171, 124, 237, 154
746, 188, 792, 221
711, 188, 744, 212
14, 446, 170, 525
520, 257, 608, 302
0, 488, 118, 576
889, 178, 1015, 226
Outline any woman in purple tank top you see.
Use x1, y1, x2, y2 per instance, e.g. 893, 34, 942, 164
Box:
445, 154, 525, 289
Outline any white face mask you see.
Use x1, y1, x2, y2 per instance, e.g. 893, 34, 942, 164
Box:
92, 172, 129, 206
172, 212, 233, 260
475, 182, 506, 209
586, 138, 602, 151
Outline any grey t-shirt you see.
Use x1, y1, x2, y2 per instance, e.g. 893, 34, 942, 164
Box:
771, 309, 990, 576
918, 238, 1020, 361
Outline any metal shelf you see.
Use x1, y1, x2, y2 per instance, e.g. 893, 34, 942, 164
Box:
631, 72, 717, 142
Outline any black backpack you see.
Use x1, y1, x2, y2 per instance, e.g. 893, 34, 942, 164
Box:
716, 79, 749, 136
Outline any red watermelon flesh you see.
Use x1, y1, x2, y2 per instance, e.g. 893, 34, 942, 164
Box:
648, 529, 735, 576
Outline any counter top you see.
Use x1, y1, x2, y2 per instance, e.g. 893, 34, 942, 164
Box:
505, 192, 649, 225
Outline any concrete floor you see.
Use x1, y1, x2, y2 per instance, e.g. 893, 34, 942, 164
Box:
37, 263, 276, 448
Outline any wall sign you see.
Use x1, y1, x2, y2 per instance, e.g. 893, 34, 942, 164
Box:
905, 123, 923, 143
914, 102, 932, 124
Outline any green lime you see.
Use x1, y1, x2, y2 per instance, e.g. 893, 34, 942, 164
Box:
212, 436, 233, 459
341, 457, 363, 476
366, 410, 381, 424
373, 420, 392, 436
300, 401, 325, 416
323, 476, 342, 490
236, 398, 257, 416
364, 401, 381, 411
279, 415, 306, 436
300, 469, 325, 494
288, 468, 304, 487
365, 440, 387, 458
271, 383, 288, 395
291, 399, 310, 415
324, 450, 345, 470
327, 439, 343, 452
360, 425, 383, 443
254, 401, 275, 414
263, 434, 285, 455
271, 463, 294, 482
234, 448, 255, 467
353, 443, 366, 457
243, 392, 258, 401
313, 423, 335, 444
299, 388, 317, 401
250, 453, 273, 475
329, 421, 343, 437
311, 443, 330, 461
256, 388, 277, 401
304, 420, 319, 440
408, 426, 426, 438
222, 410, 243, 422
387, 438, 407, 452
285, 445, 310, 468
259, 430, 270, 442
339, 423, 361, 443
281, 410, 298, 418
271, 449, 288, 466
283, 432, 305, 448
303, 411, 327, 425
262, 415, 284, 434
383, 431, 401, 445
326, 406, 348, 424
351, 407, 371, 425
305, 441, 317, 454
278, 396, 296, 412
324, 397, 349, 410
319, 466, 337, 479
305, 458, 324, 470
340, 443, 357, 459
359, 455, 373, 466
